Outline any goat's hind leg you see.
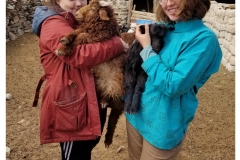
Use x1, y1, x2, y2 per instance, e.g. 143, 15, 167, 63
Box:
130, 71, 147, 113
104, 98, 124, 148
123, 72, 136, 114
124, 88, 134, 113
100, 96, 111, 109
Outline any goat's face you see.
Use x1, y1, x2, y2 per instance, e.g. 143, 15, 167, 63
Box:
75, 0, 113, 23
75, 4, 96, 22
149, 24, 168, 52
149, 24, 168, 38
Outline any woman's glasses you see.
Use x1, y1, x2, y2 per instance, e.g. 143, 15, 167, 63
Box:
159, 0, 175, 5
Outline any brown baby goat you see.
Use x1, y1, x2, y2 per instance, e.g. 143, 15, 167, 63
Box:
55, 0, 125, 148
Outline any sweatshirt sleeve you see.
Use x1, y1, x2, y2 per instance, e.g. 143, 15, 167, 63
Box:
139, 45, 157, 61
141, 31, 222, 98
40, 15, 124, 68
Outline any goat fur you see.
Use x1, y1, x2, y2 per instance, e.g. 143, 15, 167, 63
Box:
120, 31, 136, 47
55, 0, 125, 148
123, 24, 168, 114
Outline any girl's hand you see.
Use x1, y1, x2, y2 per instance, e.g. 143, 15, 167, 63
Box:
135, 23, 151, 48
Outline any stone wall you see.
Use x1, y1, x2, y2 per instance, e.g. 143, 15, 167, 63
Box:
6, 0, 129, 41
6, 0, 43, 42
108, 0, 129, 25
203, 1, 235, 72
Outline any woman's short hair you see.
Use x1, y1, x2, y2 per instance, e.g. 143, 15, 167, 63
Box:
155, 0, 211, 22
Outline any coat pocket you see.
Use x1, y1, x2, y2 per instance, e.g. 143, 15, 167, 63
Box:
54, 92, 87, 131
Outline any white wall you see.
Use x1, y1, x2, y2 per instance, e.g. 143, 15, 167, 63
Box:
203, 1, 235, 72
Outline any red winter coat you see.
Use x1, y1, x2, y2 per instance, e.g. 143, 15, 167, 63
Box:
35, 12, 124, 144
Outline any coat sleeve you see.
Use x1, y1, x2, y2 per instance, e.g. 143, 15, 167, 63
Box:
141, 31, 222, 98
39, 15, 124, 68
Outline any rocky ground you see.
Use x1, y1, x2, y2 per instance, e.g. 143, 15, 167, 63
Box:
6, 33, 235, 160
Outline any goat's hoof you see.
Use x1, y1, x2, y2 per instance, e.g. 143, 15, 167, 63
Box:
100, 102, 108, 109
55, 49, 70, 56
60, 37, 70, 45
124, 108, 136, 114
55, 49, 67, 56
129, 110, 136, 114
130, 109, 136, 114
104, 140, 112, 148
105, 144, 110, 148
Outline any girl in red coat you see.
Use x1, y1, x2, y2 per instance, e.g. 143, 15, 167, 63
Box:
32, 0, 127, 159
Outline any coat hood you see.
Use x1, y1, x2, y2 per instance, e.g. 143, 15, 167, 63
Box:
32, 6, 59, 36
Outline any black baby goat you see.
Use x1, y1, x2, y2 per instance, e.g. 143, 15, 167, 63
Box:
124, 23, 169, 114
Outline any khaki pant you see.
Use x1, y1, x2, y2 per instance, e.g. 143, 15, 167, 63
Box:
126, 120, 184, 160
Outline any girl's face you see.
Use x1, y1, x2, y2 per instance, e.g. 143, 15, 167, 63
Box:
56, 0, 87, 15
160, 0, 182, 22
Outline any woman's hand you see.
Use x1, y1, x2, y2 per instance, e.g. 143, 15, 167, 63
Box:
135, 23, 151, 49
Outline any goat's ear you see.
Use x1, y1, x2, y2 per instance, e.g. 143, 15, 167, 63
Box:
99, 9, 109, 20
99, 1, 110, 6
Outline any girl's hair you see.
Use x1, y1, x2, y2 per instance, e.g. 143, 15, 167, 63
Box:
42, 0, 90, 6
41, 0, 63, 13
42, 0, 89, 12
42, 0, 58, 6
155, 0, 211, 22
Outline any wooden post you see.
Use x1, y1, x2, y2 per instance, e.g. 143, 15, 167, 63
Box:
147, 0, 150, 12
131, 10, 156, 22
127, 0, 133, 27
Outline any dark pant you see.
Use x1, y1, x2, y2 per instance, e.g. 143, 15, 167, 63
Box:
60, 108, 107, 160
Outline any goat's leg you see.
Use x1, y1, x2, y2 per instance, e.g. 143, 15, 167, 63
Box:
59, 29, 82, 45
55, 33, 91, 56
124, 88, 134, 113
55, 45, 75, 56
130, 71, 147, 113
123, 71, 136, 114
72, 33, 93, 44
100, 96, 111, 109
104, 98, 124, 148
124, 41, 143, 113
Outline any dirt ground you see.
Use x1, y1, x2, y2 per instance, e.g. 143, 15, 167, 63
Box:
6, 33, 235, 160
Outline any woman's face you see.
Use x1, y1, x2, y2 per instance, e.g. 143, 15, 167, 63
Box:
160, 0, 182, 22
56, 0, 87, 15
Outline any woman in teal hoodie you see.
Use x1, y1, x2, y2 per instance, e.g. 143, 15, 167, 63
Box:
125, 0, 222, 159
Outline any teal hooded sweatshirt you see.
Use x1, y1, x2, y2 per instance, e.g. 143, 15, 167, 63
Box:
125, 19, 222, 149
